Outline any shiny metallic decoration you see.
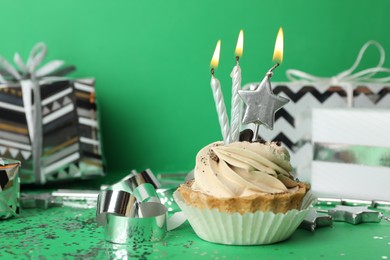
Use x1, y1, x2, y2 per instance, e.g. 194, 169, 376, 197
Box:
0, 158, 21, 219
96, 190, 138, 226
107, 169, 161, 193
96, 169, 185, 244
105, 202, 167, 244
21, 189, 99, 209
156, 185, 181, 212
313, 142, 390, 167
238, 74, 289, 130
20, 193, 60, 209
316, 197, 390, 208
328, 205, 384, 224
299, 208, 333, 232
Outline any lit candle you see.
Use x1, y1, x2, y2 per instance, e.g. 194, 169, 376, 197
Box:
210, 40, 230, 144
238, 27, 288, 141
253, 27, 285, 140
229, 30, 244, 143
272, 27, 284, 66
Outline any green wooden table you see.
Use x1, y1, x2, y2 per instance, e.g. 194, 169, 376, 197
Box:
1, 179, 390, 260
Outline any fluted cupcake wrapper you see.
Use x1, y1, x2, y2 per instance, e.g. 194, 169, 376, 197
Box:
174, 191, 312, 245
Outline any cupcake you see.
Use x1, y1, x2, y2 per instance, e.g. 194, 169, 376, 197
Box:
174, 140, 312, 245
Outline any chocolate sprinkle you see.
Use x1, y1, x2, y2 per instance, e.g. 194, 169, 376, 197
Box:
209, 150, 219, 162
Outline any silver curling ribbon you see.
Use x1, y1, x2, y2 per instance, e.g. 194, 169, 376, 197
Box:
133, 183, 160, 203
107, 169, 161, 194
96, 190, 136, 226
96, 171, 186, 244
105, 202, 168, 244
157, 185, 181, 212
97, 187, 168, 244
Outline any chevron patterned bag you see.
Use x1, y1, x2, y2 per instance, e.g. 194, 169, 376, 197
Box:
251, 41, 390, 184
0, 43, 104, 184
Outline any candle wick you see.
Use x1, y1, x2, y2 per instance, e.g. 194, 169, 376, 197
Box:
266, 63, 280, 78
211, 68, 215, 76
236, 56, 240, 64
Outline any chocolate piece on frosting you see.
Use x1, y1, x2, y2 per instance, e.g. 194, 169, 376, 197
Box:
239, 129, 253, 142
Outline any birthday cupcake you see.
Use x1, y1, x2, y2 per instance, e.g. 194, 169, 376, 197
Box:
174, 28, 312, 245
174, 138, 312, 245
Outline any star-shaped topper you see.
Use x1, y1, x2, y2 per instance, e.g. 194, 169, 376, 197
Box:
328, 205, 383, 225
238, 75, 289, 130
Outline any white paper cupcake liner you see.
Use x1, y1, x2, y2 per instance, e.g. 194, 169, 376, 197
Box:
174, 191, 313, 245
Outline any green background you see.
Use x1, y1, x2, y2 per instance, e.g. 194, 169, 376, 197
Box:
1, 0, 390, 177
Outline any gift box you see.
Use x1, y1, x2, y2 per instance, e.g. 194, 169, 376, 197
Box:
0, 158, 20, 219
256, 82, 390, 182
311, 108, 390, 201
249, 41, 390, 182
0, 43, 104, 184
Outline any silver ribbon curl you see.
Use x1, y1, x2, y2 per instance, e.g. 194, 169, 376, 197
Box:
0, 43, 72, 184
285, 41, 390, 107
96, 170, 185, 244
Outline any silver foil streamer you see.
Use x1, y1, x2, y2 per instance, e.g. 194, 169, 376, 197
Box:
107, 169, 161, 194
97, 170, 174, 244
0, 158, 21, 219
105, 202, 167, 244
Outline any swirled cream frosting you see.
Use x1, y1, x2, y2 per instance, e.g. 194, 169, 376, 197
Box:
192, 141, 299, 198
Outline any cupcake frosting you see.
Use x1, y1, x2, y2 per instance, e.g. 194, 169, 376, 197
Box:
192, 141, 299, 198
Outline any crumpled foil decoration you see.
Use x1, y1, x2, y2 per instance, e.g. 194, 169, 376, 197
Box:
0, 158, 21, 219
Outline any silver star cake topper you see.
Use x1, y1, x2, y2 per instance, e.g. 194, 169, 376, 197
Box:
328, 205, 384, 225
238, 73, 289, 130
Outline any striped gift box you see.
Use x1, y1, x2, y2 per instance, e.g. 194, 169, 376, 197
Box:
0, 78, 104, 184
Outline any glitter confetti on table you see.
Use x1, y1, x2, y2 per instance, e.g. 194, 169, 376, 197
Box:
1, 203, 390, 259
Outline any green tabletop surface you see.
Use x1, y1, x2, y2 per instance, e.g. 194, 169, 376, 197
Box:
1, 193, 390, 260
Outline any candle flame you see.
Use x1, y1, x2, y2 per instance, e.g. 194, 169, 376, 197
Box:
235, 30, 244, 58
210, 40, 221, 69
272, 27, 284, 63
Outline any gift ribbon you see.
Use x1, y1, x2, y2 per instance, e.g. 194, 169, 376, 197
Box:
0, 43, 72, 184
286, 41, 390, 107
313, 142, 390, 168
96, 171, 186, 244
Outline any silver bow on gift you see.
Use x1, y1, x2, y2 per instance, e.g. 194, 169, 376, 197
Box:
286, 41, 390, 107
0, 43, 74, 184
